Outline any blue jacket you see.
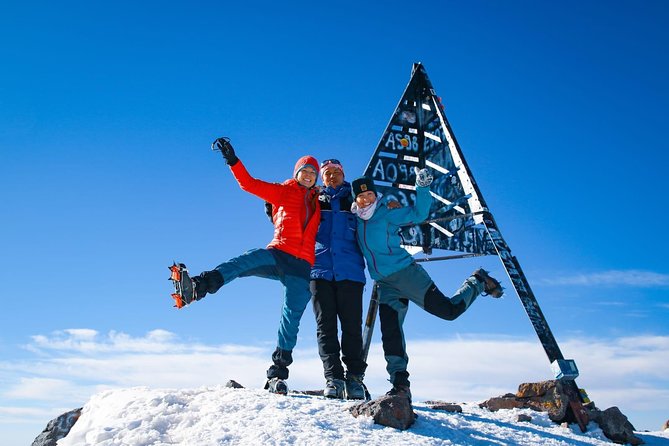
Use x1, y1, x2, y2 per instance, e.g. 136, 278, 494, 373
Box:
311, 182, 366, 283
355, 185, 431, 280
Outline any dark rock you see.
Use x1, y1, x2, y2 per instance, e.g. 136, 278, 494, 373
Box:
350, 394, 416, 430
225, 380, 244, 389
32, 408, 82, 446
662, 419, 669, 431
425, 401, 463, 413
587, 406, 643, 445
517, 414, 532, 423
291, 389, 324, 396
480, 396, 526, 412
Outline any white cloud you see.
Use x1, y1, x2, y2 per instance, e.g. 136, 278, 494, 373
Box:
64, 328, 99, 339
27, 329, 265, 355
0, 406, 51, 418
4, 378, 74, 400
2, 329, 668, 431
541, 270, 669, 287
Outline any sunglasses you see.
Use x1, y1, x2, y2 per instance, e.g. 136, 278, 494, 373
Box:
320, 159, 342, 168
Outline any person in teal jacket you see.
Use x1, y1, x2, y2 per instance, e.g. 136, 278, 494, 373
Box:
351, 168, 504, 400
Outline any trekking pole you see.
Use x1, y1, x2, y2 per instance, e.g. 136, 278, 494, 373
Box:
361, 283, 379, 363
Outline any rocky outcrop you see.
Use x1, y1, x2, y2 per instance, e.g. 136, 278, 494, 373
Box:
31, 408, 82, 446
480, 380, 643, 445
350, 394, 416, 430
662, 419, 669, 431
588, 406, 642, 445
480, 380, 570, 422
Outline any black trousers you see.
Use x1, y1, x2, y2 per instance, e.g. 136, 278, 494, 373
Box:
311, 279, 367, 380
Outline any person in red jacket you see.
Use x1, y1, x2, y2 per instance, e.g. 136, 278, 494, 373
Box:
177, 137, 321, 395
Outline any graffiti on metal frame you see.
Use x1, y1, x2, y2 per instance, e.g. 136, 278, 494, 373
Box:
363, 72, 496, 256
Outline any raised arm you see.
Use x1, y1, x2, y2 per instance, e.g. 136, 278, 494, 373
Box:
230, 161, 285, 204
384, 168, 433, 226
213, 137, 285, 204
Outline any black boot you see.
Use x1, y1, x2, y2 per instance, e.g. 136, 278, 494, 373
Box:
386, 384, 412, 402
386, 371, 411, 401
193, 270, 224, 300
473, 268, 504, 298
266, 347, 292, 380
265, 348, 292, 395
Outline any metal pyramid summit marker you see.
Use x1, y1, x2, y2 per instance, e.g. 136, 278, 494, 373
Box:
361, 63, 589, 430
363, 62, 495, 258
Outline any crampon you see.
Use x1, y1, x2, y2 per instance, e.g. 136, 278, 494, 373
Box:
168, 262, 196, 309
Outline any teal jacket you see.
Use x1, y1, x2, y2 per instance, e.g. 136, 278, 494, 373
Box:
355, 185, 431, 280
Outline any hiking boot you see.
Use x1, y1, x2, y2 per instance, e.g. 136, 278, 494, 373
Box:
323, 379, 345, 399
193, 270, 225, 300
344, 374, 367, 400
386, 384, 412, 402
265, 377, 288, 395
473, 268, 504, 298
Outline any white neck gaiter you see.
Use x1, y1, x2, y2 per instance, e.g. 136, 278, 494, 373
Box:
351, 193, 382, 221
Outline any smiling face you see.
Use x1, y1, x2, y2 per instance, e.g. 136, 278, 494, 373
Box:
322, 166, 344, 188
355, 190, 377, 208
296, 166, 318, 188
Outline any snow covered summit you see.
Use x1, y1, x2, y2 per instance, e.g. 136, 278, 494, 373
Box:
53, 386, 669, 446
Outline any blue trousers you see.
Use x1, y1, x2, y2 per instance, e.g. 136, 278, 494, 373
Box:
214, 248, 312, 354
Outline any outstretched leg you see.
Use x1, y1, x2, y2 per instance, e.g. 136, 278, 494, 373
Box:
380, 263, 487, 321
423, 276, 483, 320
193, 248, 280, 299
214, 248, 280, 283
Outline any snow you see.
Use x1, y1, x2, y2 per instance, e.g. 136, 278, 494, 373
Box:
56, 386, 669, 446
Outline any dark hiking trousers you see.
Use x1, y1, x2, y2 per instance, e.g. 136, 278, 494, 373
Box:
311, 279, 367, 380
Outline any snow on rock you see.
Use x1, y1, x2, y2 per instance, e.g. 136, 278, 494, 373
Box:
54, 386, 669, 446
349, 394, 416, 430
32, 408, 82, 446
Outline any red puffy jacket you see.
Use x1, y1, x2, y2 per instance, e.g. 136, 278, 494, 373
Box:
231, 160, 321, 265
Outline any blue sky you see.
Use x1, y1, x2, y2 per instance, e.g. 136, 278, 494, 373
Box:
1, 0, 668, 443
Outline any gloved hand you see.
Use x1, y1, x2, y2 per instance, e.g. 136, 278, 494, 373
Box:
415, 167, 433, 187
212, 137, 239, 166
264, 201, 274, 223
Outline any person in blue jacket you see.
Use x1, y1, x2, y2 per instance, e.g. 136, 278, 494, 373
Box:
310, 159, 368, 399
350, 168, 504, 401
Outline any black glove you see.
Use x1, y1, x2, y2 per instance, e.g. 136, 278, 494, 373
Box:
212, 137, 239, 166
264, 201, 274, 222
